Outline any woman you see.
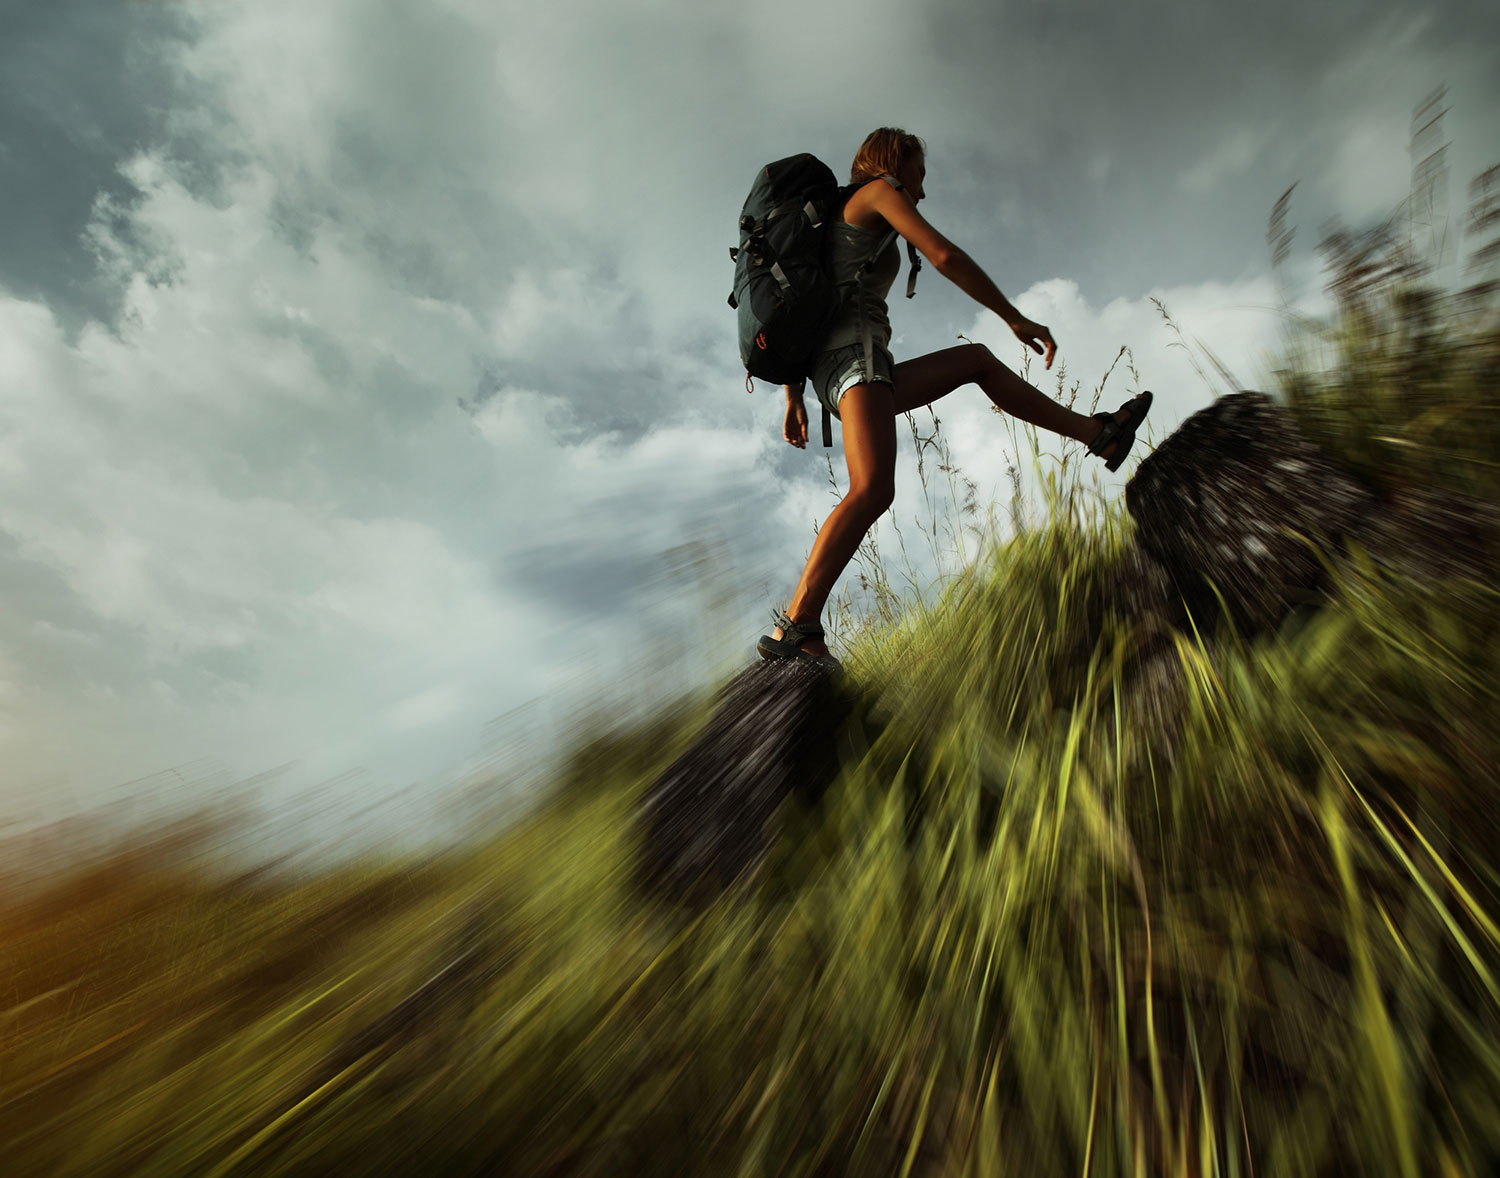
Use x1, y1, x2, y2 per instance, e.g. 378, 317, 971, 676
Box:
757, 128, 1152, 671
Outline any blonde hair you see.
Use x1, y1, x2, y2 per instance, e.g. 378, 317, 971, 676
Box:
849, 127, 925, 185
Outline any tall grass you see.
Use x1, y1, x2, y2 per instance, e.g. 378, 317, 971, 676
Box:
4, 297, 1498, 1175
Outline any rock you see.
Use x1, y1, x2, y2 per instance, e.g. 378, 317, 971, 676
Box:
1125, 392, 1380, 637
636, 658, 852, 898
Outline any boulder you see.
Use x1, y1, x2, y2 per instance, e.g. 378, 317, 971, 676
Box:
1125, 392, 1380, 636
636, 658, 851, 898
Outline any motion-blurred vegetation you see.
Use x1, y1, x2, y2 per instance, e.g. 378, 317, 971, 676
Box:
5, 151, 1500, 1176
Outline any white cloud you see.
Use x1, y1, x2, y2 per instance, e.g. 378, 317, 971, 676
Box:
0, 116, 828, 836
0, 140, 781, 824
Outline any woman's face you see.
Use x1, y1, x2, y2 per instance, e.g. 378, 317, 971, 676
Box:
896, 154, 927, 204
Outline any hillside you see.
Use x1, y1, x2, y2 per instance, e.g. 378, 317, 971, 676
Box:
3, 307, 1498, 1177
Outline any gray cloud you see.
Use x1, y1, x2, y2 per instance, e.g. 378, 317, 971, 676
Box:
908, 0, 1500, 301
0, 0, 200, 329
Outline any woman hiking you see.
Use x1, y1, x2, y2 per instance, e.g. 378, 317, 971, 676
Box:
758, 127, 1152, 672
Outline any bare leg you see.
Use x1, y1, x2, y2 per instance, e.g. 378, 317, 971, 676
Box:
773, 382, 897, 658
891, 343, 1139, 455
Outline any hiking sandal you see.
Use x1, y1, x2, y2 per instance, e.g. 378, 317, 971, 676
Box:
1088, 390, 1154, 473
757, 611, 844, 673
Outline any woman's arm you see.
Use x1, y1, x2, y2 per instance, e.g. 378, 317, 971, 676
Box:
783, 382, 809, 448
865, 183, 1057, 369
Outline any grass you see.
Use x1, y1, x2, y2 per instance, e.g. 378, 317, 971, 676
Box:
3, 291, 1499, 1176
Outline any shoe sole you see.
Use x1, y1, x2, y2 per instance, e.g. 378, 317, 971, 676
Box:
757, 638, 843, 674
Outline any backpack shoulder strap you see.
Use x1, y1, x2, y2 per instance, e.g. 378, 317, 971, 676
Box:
869, 177, 921, 298
855, 232, 922, 301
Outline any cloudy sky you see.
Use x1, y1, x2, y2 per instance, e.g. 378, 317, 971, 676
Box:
2, 0, 1497, 841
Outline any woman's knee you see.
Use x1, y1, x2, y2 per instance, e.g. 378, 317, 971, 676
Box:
960, 342, 1000, 376
846, 477, 895, 520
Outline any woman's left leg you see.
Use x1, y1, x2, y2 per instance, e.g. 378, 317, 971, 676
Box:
774, 381, 899, 658
891, 343, 1134, 451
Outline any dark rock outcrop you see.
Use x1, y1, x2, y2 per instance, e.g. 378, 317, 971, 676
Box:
1125, 391, 1499, 637
636, 658, 853, 898
1115, 390, 1499, 747
1125, 392, 1381, 636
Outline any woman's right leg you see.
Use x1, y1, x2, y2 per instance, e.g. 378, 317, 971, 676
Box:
775, 381, 898, 657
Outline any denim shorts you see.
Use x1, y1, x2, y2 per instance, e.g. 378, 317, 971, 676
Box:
808, 340, 895, 421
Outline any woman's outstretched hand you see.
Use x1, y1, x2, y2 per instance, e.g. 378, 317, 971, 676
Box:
783, 387, 809, 448
1010, 318, 1057, 370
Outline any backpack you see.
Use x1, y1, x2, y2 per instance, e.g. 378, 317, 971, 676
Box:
728, 154, 921, 445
